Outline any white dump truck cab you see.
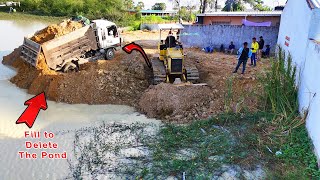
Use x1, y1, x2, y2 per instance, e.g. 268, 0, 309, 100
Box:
91, 20, 122, 59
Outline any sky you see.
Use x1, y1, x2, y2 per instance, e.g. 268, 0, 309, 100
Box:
132, 0, 287, 10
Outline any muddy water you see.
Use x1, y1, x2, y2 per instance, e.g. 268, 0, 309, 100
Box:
0, 20, 159, 179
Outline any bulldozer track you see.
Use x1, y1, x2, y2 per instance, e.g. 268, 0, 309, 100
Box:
151, 58, 167, 85
185, 65, 200, 83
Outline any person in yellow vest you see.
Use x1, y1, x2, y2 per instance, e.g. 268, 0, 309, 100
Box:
250, 37, 259, 67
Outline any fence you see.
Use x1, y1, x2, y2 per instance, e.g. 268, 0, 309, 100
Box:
180, 24, 280, 51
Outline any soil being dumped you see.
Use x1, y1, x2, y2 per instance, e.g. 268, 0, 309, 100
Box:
31, 20, 83, 44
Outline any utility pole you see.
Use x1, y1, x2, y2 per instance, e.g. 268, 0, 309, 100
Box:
176, 0, 182, 24
215, 0, 218, 12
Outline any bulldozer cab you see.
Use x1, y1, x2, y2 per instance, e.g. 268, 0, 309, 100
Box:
151, 24, 199, 84
157, 24, 184, 61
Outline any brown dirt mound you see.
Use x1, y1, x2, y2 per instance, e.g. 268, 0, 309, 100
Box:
138, 83, 214, 123
2, 47, 21, 66
31, 20, 83, 44
3, 49, 150, 106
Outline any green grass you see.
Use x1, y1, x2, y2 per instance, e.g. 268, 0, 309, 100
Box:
0, 12, 64, 23
259, 47, 303, 135
141, 112, 320, 179
139, 48, 320, 179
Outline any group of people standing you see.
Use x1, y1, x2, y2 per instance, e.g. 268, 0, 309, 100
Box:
233, 36, 266, 74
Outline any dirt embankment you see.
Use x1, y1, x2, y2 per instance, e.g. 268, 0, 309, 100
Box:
3, 48, 149, 106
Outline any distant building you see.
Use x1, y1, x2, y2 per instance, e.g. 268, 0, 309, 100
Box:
196, 11, 282, 26
140, 10, 178, 17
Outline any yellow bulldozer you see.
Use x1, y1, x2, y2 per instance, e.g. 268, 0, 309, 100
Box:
151, 24, 199, 84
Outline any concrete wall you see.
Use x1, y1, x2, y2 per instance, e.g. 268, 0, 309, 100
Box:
277, 0, 320, 162
203, 16, 281, 26
180, 25, 279, 51
301, 41, 320, 163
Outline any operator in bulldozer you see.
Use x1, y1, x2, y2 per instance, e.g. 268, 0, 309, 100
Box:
151, 24, 198, 84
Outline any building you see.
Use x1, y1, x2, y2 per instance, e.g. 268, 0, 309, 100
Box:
277, 0, 320, 164
140, 10, 177, 17
196, 11, 282, 26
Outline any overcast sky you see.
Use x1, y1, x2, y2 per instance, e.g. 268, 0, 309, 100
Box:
133, 0, 287, 10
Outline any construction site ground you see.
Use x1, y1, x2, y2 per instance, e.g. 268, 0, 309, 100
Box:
2, 29, 271, 123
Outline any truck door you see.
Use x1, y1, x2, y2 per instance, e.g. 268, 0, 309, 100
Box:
105, 25, 120, 47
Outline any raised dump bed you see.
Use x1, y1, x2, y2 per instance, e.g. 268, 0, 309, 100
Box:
21, 25, 98, 71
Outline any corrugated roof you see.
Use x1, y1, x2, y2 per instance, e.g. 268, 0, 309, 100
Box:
158, 24, 184, 30
197, 11, 282, 17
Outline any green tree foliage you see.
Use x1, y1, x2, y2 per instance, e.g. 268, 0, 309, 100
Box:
253, 0, 271, 11
19, 0, 126, 21
222, 0, 271, 11
151, 3, 166, 10
254, 3, 271, 11
223, 0, 245, 11
135, 1, 145, 10
124, 0, 134, 10
179, 6, 196, 22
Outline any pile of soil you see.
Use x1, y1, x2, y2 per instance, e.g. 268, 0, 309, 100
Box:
3, 48, 150, 106
31, 20, 83, 44
139, 84, 214, 122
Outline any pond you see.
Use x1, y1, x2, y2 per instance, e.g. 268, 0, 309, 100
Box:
0, 19, 158, 179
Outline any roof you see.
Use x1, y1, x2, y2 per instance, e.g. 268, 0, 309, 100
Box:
92, 20, 116, 27
307, 0, 320, 9
140, 10, 178, 14
197, 11, 282, 17
158, 24, 184, 30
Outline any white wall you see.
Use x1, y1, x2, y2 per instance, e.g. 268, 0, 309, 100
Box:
278, 0, 320, 162
302, 41, 320, 161
277, 0, 312, 68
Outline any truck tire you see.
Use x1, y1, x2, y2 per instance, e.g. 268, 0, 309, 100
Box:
62, 62, 79, 73
105, 48, 115, 60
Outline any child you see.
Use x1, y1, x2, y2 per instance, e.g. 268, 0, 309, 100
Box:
233, 42, 252, 74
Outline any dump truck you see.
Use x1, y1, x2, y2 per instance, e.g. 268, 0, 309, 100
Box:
152, 24, 199, 84
21, 19, 123, 72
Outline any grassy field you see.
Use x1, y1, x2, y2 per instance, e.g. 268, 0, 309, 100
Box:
0, 12, 64, 23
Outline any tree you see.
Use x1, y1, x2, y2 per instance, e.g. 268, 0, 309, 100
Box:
223, 0, 244, 11
180, 6, 196, 22
222, 0, 271, 11
253, 0, 271, 11
135, 1, 145, 10
151, 3, 166, 10
124, 0, 134, 10
199, 0, 216, 13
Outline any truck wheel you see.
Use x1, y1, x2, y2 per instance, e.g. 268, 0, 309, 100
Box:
105, 48, 115, 60
62, 62, 79, 73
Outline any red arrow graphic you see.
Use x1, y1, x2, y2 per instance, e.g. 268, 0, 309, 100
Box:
16, 92, 48, 128
122, 42, 152, 68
